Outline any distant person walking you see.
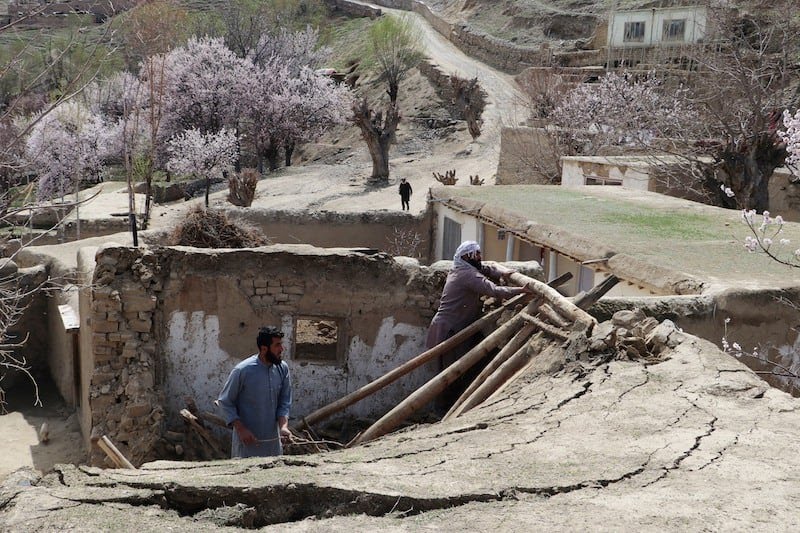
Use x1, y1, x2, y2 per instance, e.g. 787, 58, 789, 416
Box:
399, 178, 412, 211
217, 326, 292, 458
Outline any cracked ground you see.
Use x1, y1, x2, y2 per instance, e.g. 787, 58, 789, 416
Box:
2, 333, 800, 531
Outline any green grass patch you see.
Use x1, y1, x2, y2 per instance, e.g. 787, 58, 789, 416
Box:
599, 211, 720, 240
322, 15, 377, 71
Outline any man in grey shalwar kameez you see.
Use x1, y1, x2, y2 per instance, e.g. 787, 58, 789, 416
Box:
218, 326, 292, 458
426, 241, 529, 366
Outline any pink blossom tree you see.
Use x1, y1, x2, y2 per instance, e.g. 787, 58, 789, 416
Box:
546, 5, 796, 212
243, 29, 349, 171
780, 110, 800, 167
552, 72, 692, 153
160, 37, 252, 138
25, 101, 110, 202
166, 127, 238, 207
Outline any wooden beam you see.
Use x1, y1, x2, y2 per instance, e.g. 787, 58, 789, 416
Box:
97, 436, 136, 469
181, 409, 226, 459
444, 322, 536, 420
507, 272, 596, 329
351, 299, 542, 446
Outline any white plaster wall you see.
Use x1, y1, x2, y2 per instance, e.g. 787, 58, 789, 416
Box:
343, 318, 430, 418
164, 311, 234, 424
608, 7, 706, 48
434, 204, 481, 261
561, 158, 651, 191
164, 310, 433, 424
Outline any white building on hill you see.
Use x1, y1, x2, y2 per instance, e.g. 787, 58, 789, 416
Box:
608, 6, 707, 48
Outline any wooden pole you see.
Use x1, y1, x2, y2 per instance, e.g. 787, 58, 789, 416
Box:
451, 275, 621, 419
351, 298, 543, 446
449, 342, 532, 418
443, 323, 536, 420
570, 275, 620, 310
507, 272, 596, 329
519, 312, 569, 341
537, 304, 570, 328
294, 293, 528, 431
295, 273, 574, 432
97, 436, 136, 469
181, 408, 226, 458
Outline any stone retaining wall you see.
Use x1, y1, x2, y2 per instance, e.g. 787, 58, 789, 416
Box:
325, 0, 382, 18
370, 0, 553, 73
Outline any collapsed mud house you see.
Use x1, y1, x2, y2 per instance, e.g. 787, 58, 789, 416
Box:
5, 179, 800, 470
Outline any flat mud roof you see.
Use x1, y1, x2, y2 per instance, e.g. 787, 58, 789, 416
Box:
433, 185, 800, 293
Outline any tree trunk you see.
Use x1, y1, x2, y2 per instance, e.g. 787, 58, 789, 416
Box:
714, 133, 786, 212
284, 142, 295, 167
204, 176, 210, 208
387, 79, 399, 104
265, 144, 280, 171
352, 98, 400, 182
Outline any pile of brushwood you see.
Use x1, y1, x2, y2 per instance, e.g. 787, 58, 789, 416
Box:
170, 207, 268, 248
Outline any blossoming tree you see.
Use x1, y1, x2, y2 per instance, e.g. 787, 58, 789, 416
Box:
166, 127, 238, 208
25, 101, 109, 202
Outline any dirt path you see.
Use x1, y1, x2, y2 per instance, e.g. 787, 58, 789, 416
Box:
146, 2, 526, 229
0, 375, 84, 483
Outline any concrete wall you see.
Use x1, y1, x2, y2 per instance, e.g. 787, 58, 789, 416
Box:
81, 244, 447, 466
608, 7, 707, 48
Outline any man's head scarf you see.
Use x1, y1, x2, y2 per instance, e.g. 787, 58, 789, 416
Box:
453, 240, 481, 270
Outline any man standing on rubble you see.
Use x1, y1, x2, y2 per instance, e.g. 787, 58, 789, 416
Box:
426, 241, 531, 362
217, 326, 292, 458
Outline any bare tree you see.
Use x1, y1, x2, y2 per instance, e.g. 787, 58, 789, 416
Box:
352, 98, 400, 182
0, 12, 117, 408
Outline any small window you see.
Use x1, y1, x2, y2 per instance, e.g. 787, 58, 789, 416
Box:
294, 317, 340, 364
663, 19, 686, 42
442, 217, 462, 260
585, 176, 623, 186
624, 21, 646, 42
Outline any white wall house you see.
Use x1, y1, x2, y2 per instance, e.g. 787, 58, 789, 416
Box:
608, 6, 707, 48
561, 156, 653, 190
433, 202, 655, 298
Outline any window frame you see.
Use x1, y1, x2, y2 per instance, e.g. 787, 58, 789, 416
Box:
662, 19, 687, 42
292, 316, 346, 366
623, 21, 647, 43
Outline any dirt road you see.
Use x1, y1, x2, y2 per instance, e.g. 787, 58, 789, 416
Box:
147, 1, 526, 228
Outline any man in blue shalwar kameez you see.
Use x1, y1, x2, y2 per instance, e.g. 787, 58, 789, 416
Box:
217, 326, 292, 458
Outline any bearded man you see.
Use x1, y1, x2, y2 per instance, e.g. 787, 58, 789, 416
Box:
426, 241, 530, 361
217, 326, 292, 458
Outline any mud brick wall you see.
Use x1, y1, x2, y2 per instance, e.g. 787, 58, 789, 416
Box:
82, 244, 447, 465
86, 246, 164, 467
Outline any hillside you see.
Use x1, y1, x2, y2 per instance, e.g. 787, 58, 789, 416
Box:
422, 0, 794, 48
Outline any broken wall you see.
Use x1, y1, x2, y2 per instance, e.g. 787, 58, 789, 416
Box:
591, 288, 800, 396
80, 244, 446, 466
